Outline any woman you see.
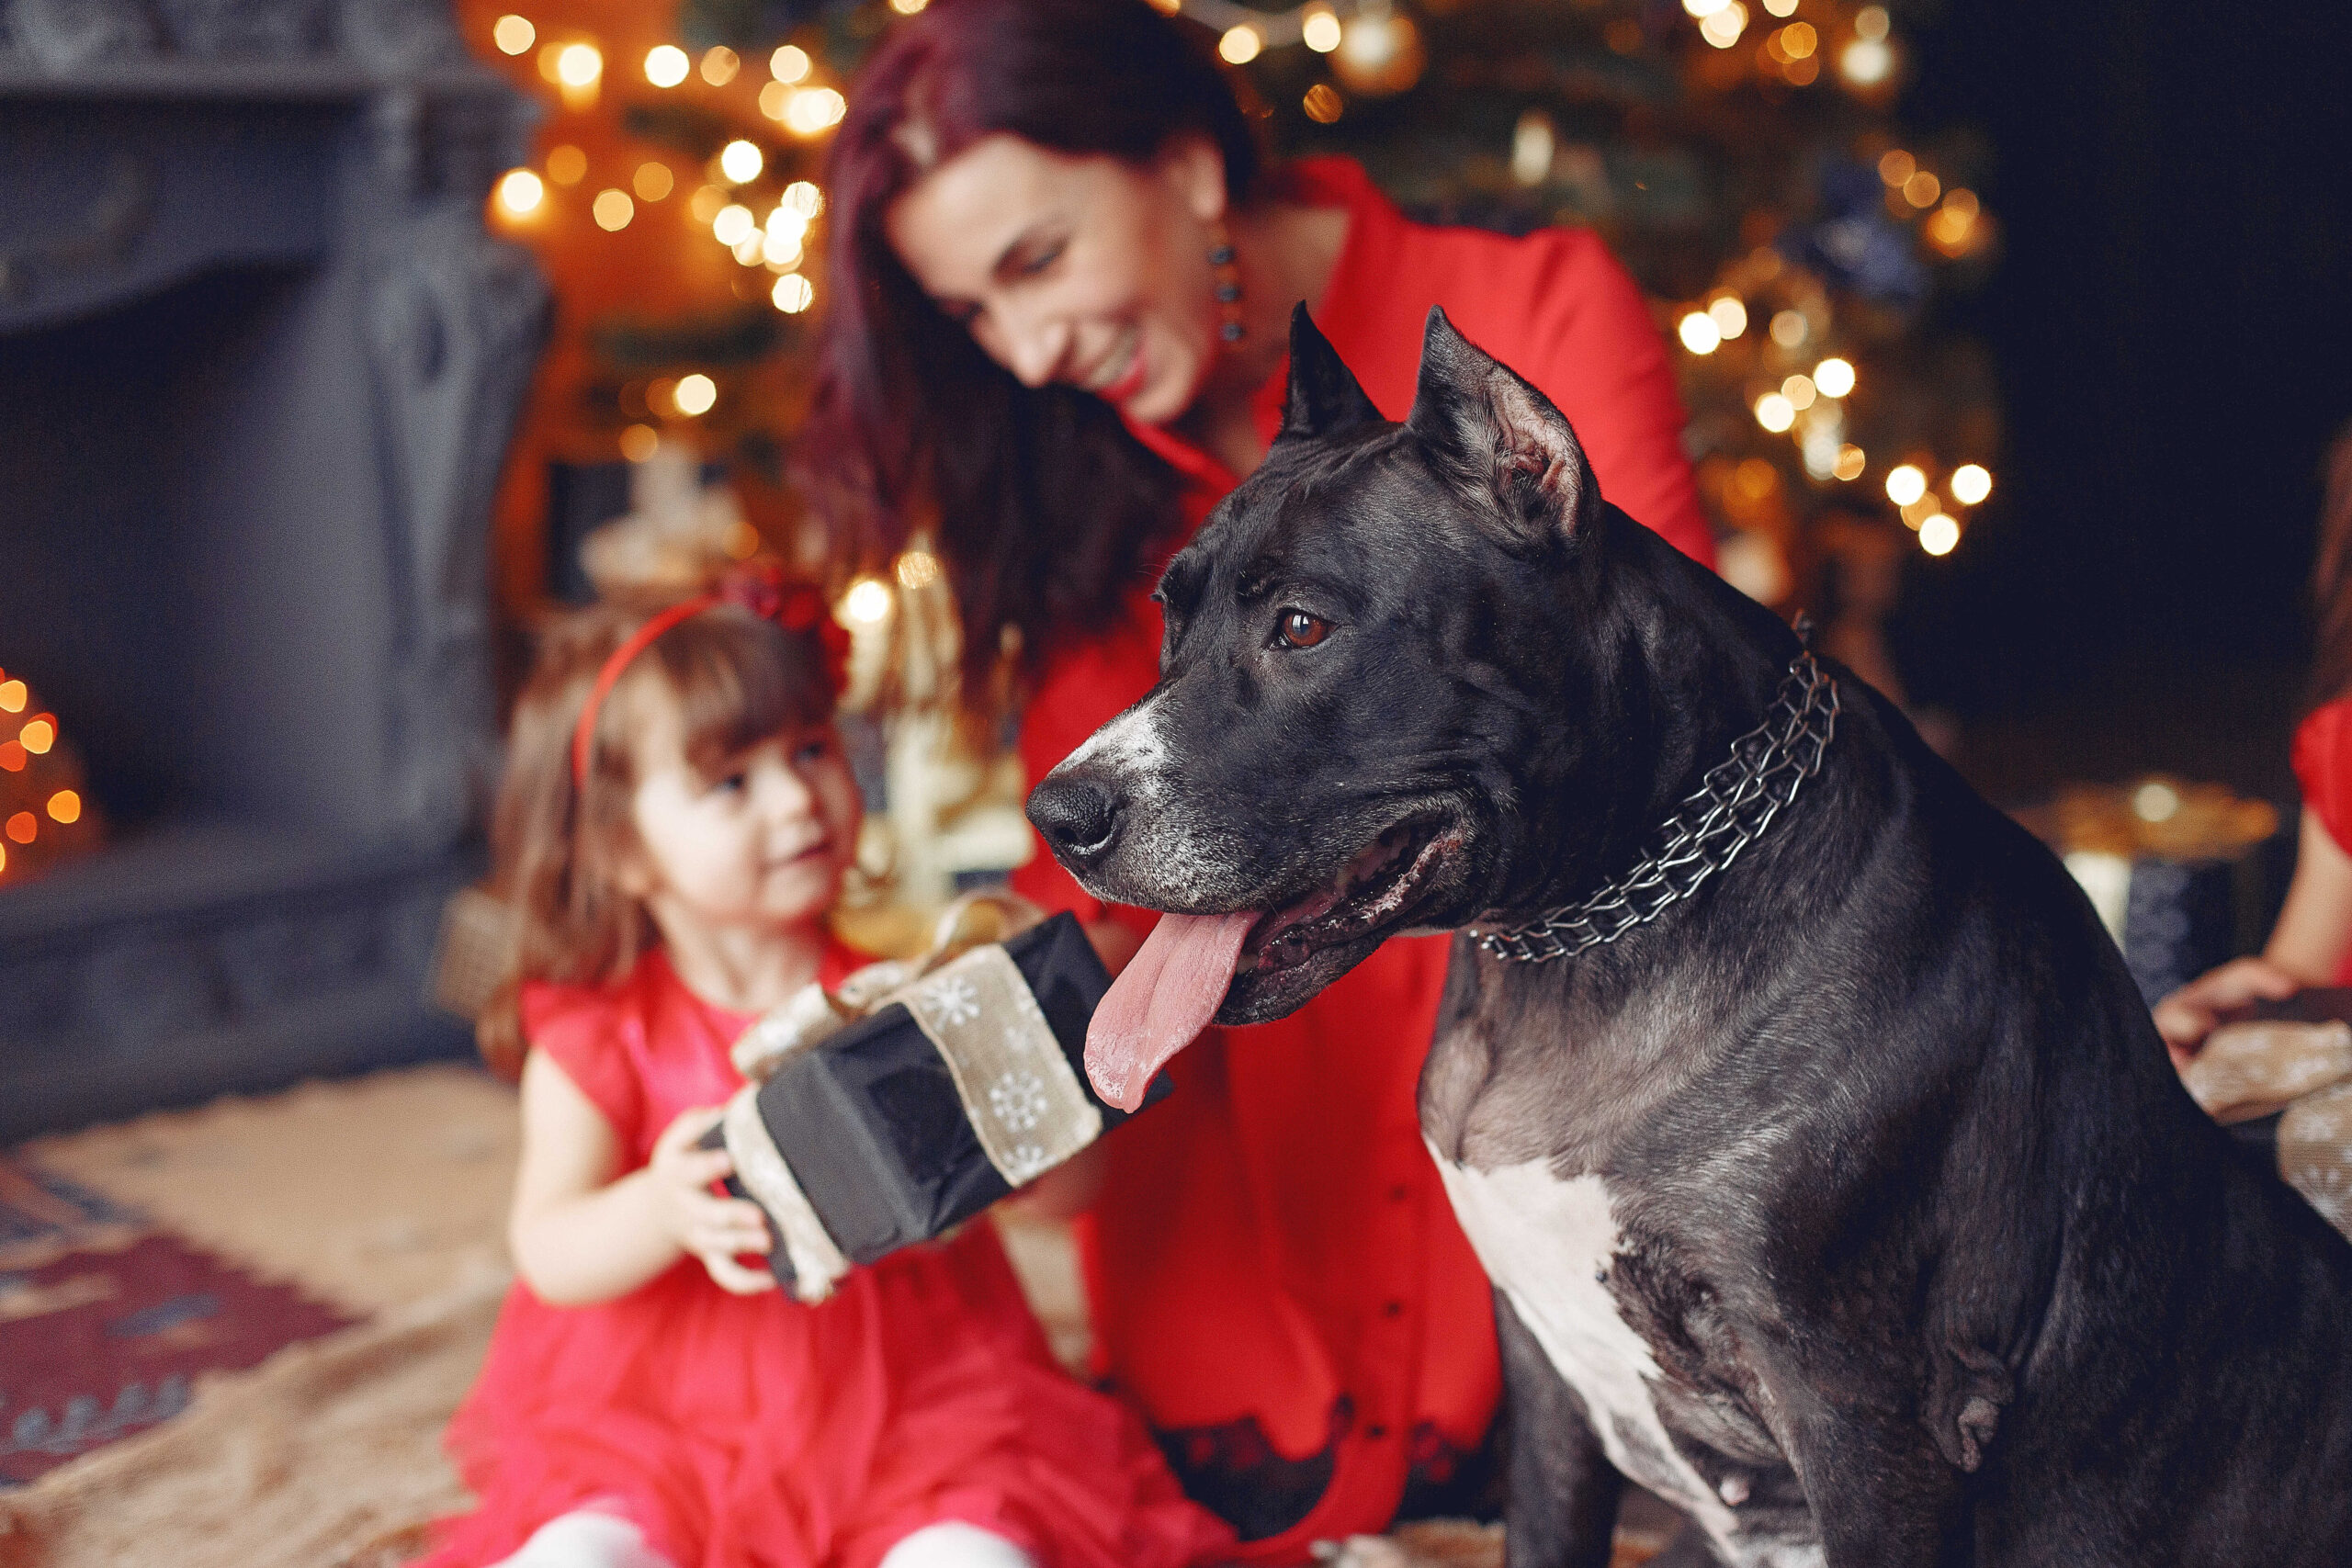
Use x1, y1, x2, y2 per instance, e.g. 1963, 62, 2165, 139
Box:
801, 0, 1713, 1554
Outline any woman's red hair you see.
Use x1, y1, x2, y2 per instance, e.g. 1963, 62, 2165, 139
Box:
797, 0, 1265, 711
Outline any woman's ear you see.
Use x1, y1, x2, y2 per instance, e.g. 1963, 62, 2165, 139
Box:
1158, 131, 1228, 226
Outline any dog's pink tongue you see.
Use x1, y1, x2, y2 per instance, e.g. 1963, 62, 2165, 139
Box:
1086, 911, 1256, 1111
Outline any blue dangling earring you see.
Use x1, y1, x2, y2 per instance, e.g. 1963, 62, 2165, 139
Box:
1209, 224, 1245, 344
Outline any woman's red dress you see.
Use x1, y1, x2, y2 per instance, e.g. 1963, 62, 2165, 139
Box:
1007, 157, 1714, 1560
423, 940, 1234, 1568
2292, 697, 2352, 985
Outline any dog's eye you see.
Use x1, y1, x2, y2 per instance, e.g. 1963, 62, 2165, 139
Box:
1275, 610, 1332, 649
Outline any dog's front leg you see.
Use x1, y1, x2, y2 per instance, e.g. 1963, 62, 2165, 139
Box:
1496, 1289, 1623, 1568
1750, 1355, 1968, 1568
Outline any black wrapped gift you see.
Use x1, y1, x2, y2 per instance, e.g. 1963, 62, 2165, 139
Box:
704, 910, 1170, 1298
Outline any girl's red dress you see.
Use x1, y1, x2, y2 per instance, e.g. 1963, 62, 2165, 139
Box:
2292, 696, 2352, 985
424, 938, 1234, 1568
1008, 156, 1715, 1561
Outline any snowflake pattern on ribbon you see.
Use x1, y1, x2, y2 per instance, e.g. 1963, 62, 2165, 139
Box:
999, 1144, 1053, 1184
919, 974, 983, 1029
989, 1067, 1050, 1133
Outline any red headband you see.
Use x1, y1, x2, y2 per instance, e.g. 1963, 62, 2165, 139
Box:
570, 568, 849, 791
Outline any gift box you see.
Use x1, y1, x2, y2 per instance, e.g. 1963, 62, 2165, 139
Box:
2020, 776, 2289, 1008
706, 910, 1169, 1299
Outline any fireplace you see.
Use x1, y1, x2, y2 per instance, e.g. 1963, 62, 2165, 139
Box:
0, 0, 548, 1136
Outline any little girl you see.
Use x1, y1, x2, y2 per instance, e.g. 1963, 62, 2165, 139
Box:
424, 575, 1234, 1568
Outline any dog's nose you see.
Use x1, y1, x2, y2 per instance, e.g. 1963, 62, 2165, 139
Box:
1027, 774, 1124, 864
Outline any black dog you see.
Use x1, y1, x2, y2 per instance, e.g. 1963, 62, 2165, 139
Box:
1028, 306, 2352, 1566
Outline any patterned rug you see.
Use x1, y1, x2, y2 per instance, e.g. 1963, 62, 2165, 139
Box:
0, 1160, 355, 1486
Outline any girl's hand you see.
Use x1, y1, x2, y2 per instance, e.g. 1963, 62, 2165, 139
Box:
2154, 956, 2301, 1067
650, 1107, 779, 1295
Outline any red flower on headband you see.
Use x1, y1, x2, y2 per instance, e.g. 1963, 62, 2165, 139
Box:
716, 565, 852, 696
571, 566, 856, 790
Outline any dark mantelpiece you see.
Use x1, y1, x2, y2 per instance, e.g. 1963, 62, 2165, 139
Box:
0, 0, 548, 1136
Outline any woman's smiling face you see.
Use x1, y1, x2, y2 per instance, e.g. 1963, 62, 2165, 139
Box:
885, 132, 1228, 428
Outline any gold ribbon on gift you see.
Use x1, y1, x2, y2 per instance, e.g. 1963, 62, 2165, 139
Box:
721, 1083, 852, 1303
2182, 1020, 2352, 1125
2179, 1017, 2352, 1245
2279, 1081, 2352, 1242
718, 891, 1102, 1297
896, 942, 1103, 1186
731, 892, 1042, 1082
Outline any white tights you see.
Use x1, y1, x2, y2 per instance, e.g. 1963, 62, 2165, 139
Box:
492, 1509, 1036, 1568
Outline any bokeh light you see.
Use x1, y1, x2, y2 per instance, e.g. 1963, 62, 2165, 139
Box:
843, 578, 894, 624
1707, 296, 1748, 339
773, 274, 815, 313
1303, 6, 1341, 51
1755, 392, 1796, 433
673, 374, 718, 416
47, 790, 80, 824
494, 168, 544, 218
713, 203, 755, 246
772, 44, 810, 82
644, 44, 687, 86
897, 550, 943, 590
718, 140, 764, 184
785, 87, 846, 136
1918, 513, 1960, 555
1951, 463, 1993, 505
554, 42, 601, 88
591, 188, 633, 231
1885, 464, 1928, 506
1813, 357, 1856, 398
1679, 312, 1723, 355
700, 46, 740, 85
492, 14, 534, 54
1219, 25, 1261, 63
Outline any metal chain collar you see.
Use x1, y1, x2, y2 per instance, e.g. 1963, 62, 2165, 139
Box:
1469, 650, 1840, 964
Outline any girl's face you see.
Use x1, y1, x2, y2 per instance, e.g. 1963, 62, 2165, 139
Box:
623, 705, 862, 939
886, 132, 1228, 428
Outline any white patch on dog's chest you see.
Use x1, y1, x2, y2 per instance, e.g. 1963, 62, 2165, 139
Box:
1431, 1147, 1819, 1567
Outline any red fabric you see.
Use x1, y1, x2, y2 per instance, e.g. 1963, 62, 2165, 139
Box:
424, 939, 1233, 1568
1008, 159, 1712, 1560
2292, 697, 2352, 985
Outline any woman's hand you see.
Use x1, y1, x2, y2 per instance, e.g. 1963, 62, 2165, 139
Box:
2154, 956, 2301, 1066
648, 1107, 779, 1296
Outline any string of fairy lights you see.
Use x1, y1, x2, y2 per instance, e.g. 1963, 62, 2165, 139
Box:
476, 0, 1992, 576
481, 10, 858, 434
0, 669, 95, 887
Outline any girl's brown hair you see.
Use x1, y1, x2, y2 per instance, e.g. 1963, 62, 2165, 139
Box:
477, 600, 838, 1074
2304, 421, 2352, 714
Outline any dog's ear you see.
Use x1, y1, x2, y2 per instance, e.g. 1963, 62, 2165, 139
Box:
1406, 306, 1600, 549
1278, 303, 1384, 442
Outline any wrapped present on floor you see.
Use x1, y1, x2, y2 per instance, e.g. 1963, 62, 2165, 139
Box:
2181, 988, 2352, 1243
2018, 775, 2286, 1007
707, 902, 1170, 1301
